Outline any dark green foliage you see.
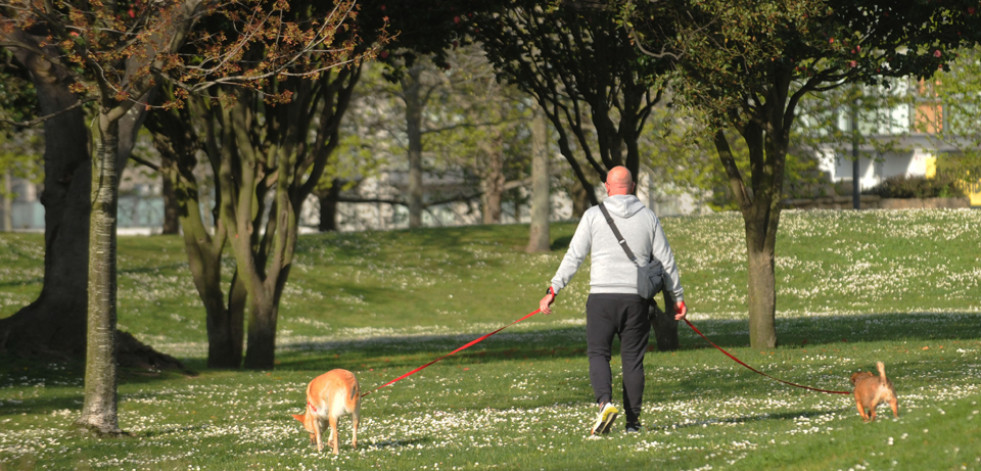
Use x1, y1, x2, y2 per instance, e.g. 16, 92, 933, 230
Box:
863, 175, 966, 198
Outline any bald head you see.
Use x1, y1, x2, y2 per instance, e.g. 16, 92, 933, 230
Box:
604, 166, 634, 196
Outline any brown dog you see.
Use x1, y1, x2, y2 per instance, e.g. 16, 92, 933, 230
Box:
292, 369, 361, 455
850, 361, 898, 422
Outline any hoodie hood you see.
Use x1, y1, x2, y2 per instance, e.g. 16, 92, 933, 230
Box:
602, 194, 647, 218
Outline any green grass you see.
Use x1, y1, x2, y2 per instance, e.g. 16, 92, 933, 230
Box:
1, 209, 980, 470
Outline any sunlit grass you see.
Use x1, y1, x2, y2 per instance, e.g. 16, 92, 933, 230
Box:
1, 209, 980, 470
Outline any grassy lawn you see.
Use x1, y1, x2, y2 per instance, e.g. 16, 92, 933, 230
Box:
1, 208, 980, 470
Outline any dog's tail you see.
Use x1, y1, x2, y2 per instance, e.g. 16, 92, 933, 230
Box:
876, 361, 886, 381
350, 382, 360, 401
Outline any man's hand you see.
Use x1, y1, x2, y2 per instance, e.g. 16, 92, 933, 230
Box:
674, 300, 687, 321
539, 293, 556, 315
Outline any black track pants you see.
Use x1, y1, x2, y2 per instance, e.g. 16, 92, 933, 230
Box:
585, 293, 651, 425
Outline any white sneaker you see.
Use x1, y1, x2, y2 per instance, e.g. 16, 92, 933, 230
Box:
590, 402, 619, 435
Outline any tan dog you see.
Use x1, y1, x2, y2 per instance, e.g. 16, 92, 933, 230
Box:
292, 369, 361, 455
850, 361, 898, 422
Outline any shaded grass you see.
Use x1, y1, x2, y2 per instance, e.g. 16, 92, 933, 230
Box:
2, 209, 981, 470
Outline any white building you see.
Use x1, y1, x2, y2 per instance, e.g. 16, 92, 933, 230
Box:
812, 79, 980, 206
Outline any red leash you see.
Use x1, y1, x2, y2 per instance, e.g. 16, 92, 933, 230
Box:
684, 318, 850, 395
359, 309, 847, 398
361, 308, 541, 398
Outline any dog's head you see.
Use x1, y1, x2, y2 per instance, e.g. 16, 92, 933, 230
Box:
850, 371, 875, 385
292, 412, 316, 441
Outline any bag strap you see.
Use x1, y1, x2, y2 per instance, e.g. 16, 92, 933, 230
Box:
598, 203, 642, 267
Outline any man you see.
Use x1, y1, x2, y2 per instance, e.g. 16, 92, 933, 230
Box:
539, 166, 687, 434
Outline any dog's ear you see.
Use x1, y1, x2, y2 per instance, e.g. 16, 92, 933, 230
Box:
292, 414, 305, 423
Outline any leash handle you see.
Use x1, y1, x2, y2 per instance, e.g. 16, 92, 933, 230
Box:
361, 308, 542, 398
684, 319, 850, 395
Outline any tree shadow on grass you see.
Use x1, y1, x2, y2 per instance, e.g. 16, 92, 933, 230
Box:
680, 312, 981, 350
274, 326, 588, 372
0, 276, 43, 290
361, 437, 432, 451
4, 311, 975, 418
276, 311, 981, 373
0, 392, 82, 417
650, 408, 844, 432
300, 226, 518, 272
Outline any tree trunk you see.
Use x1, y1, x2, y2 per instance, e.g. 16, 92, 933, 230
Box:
403, 65, 425, 229
713, 125, 783, 350
747, 243, 777, 349
219, 95, 303, 371
650, 289, 679, 351
317, 179, 341, 232
76, 115, 122, 436
570, 184, 591, 219
2, 169, 11, 231
745, 209, 779, 350
161, 173, 180, 235
237, 203, 289, 371
240, 183, 297, 369
243, 295, 279, 370
480, 177, 504, 224
0, 40, 189, 374
0, 40, 91, 358
163, 65, 359, 371
147, 102, 242, 368
480, 134, 505, 225
193, 238, 242, 369
239, 188, 296, 370
526, 110, 550, 253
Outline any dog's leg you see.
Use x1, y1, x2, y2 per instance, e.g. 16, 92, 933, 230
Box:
314, 418, 325, 453
889, 397, 899, 418
351, 410, 359, 449
869, 388, 889, 422
855, 397, 870, 421
328, 416, 339, 455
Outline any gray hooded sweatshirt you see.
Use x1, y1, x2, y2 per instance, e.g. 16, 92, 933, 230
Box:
549, 194, 684, 301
